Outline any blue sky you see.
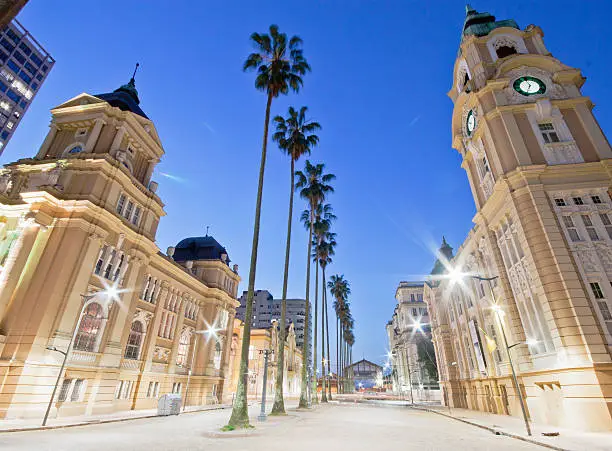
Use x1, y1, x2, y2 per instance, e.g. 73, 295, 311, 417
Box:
3, 1, 612, 366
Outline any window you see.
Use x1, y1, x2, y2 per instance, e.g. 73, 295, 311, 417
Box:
599, 214, 612, 239
6, 121, 12, 130
172, 382, 182, 394
6, 29, 20, 43
6, 89, 20, 104
598, 302, 612, 321
147, 381, 154, 397
18, 71, 31, 84
71, 379, 84, 402
176, 331, 191, 366
94, 245, 107, 275
1, 131, 8, 140
75, 127, 88, 137
538, 123, 560, 144
132, 207, 141, 226
68, 145, 83, 154
124, 201, 134, 220
0, 81, 6, 92
592, 196, 602, 204
19, 42, 31, 56
214, 341, 222, 369
562, 216, 581, 242
13, 51, 25, 64
19, 100, 26, 109
496, 45, 517, 59
58, 379, 72, 402
573, 197, 584, 205
36, 73, 42, 81
412, 308, 417, 316
124, 321, 144, 360
482, 156, 490, 173
30, 53, 42, 67
74, 302, 104, 352
116, 194, 126, 214
591, 282, 605, 299
581, 215, 600, 241
0, 50, 6, 63
0, 38, 14, 53
7, 59, 19, 73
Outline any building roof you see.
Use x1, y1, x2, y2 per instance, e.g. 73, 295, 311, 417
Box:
462, 5, 519, 40
346, 358, 382, 370
430, 236, 454, 276
173, 235, 230, 264
95, 70, 148, 119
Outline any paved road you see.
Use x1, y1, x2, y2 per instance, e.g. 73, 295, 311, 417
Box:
0, 403, 542, 451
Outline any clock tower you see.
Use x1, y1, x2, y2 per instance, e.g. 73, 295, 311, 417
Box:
447, 5, 612, 430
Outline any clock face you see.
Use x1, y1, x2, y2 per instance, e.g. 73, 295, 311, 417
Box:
466, 110, 476, 135
513, 76, 546, 96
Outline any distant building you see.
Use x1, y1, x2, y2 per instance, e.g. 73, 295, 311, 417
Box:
386, 281, 439, 400
346, 359, 383, 390
236, 290, 312, 363
0, 19, 54, 155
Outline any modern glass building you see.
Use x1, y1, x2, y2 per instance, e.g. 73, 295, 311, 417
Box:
0, 19, 54, 155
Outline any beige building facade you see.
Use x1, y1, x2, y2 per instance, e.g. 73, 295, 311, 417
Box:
425, 6, 612, 432
226, 320, 302, 400
0, 77, 241, 419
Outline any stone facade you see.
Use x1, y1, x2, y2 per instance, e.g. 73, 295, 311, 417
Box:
386, 282, 438, 399
425, 6, 612, 432
0, 79, 240, 420
227, 320, 302, 400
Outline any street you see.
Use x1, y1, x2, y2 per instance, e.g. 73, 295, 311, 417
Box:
0, 403, 542, 451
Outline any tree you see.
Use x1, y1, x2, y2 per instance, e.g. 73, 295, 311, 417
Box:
328, 275, 350, 394
314, 231, 336, 401
295, 164, 335, 404
270, 107, 320, 415
228, 25, 310, 429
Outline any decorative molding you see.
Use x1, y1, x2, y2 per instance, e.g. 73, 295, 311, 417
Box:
504, 66, 565, 105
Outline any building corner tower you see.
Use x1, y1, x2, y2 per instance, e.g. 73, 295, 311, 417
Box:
445, 5, 612, 431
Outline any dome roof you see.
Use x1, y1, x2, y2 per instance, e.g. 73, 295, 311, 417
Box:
173, 235, 230, 264
95, 70, 148, 119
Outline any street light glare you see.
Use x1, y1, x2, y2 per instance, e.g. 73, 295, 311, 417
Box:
412, 321, 423, 332
447, 267, 467, 285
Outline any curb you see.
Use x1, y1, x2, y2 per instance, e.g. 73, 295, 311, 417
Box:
409, 405, 568, 451
0, 404, 232, 434
335, 399, 568, 451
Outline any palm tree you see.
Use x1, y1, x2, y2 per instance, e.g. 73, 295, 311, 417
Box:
228, 25, 310, 429
295, 164, 335, 404
270, 107, 320, 415
314, 231, 336, 401
328, 275, 350, 394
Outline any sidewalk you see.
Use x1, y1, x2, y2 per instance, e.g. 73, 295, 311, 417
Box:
0, 403, 232, 433
415, 404, 612, 451
334, 394, 612, 451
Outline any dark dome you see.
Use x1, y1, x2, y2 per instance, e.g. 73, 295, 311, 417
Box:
173, 236, 230, 264
95, 77, 148, 119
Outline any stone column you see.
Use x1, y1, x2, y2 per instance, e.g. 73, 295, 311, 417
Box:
220, 309, 235, 379
0, 218, 43, 321
110, 125, 127, 156
84, 118, 106, 153
35, 123, 58, 159
142, 283, 169, 372
167, 295, 188, 372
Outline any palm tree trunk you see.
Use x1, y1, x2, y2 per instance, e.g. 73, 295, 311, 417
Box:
339, 326, 343, 394
228, 92, 273, 428
299, 210, 313, 408
320, 265, 327, 403
271, 158, 296, 415
324, 282, 332, 400
313, 258, 319, 403
336, 316, 339, 395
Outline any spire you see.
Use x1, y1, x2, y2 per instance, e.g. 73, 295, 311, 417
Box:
114, 63, 141, 105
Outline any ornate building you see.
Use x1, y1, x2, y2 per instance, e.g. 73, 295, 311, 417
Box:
0, 75, 240, 419
425, 6, 612, 432
386, 281, 438, 400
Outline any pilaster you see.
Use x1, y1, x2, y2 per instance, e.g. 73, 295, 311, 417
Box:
84, 118, 106, 153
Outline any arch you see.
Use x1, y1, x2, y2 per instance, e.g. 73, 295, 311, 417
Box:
124, 320, 145, 360
63, 142, 84, 156
176, 329, 191, 366
74, 302, 104, 352
455, 59, 472, 94
486, 30, 528, 62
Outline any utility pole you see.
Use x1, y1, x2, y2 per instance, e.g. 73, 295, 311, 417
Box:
257, 349, 272, 421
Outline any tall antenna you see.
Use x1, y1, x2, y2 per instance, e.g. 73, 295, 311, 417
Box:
131, 62, 140, 81
205, 226, 210, 236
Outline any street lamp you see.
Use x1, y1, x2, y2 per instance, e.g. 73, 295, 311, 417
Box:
42, 285, 119, 426
257, 348, 273, 422
447, 269, 532, 436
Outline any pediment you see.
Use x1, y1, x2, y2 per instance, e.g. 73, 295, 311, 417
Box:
51, 93, 107, 112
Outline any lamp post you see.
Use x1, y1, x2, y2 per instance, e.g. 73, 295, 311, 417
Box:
43, 286, 118, 426
448, 270, 532, 436
257, 348, 272, 422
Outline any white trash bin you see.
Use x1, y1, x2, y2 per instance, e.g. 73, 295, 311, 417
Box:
157, 394, 182, 416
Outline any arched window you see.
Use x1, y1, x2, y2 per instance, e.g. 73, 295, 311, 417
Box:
496, 45, 517, 59
124, 321, 144, 360
68, 145, 83, 154
176, 331, 191, 366
74, 303, 104, 352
